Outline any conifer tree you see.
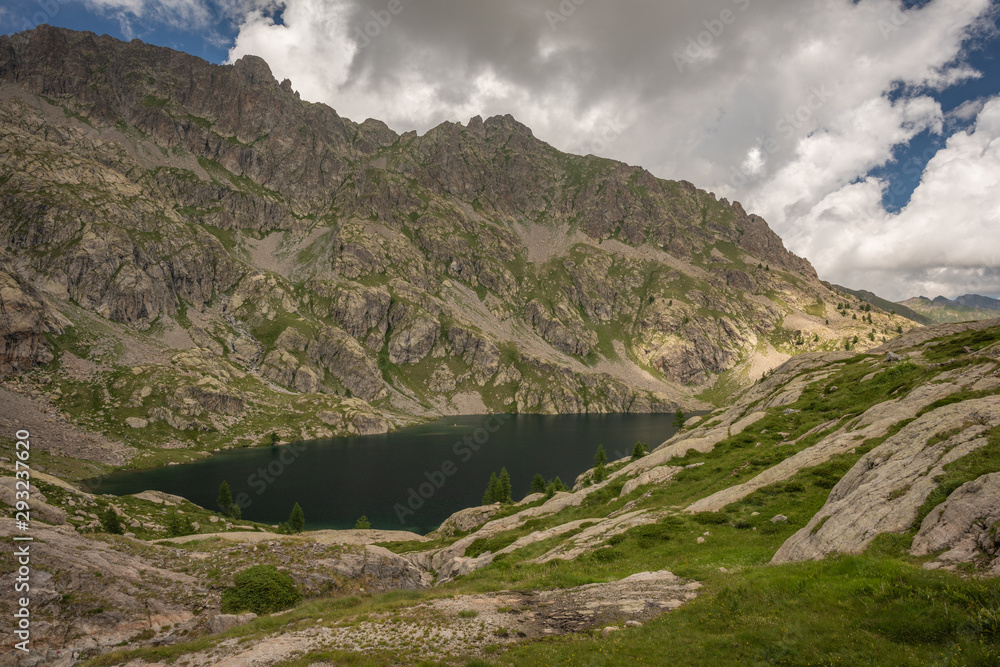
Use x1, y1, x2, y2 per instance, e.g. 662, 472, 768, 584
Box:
632, 441, 648, 459
483, 472, 501, 504
531, 474, 547, 494
498, 467, 512, 504
594, 445, 607, 467
217, 481, 234, 516
288, 502, 305, 533
100, 506, 124, 535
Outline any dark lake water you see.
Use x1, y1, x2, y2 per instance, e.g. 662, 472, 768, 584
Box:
87, 413, 687, 534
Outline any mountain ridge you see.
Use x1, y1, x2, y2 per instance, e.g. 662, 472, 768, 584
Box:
0, 26, 916, 462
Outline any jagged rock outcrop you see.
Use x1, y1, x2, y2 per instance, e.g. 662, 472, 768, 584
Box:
308, 327, 384, 401
388, 312, 441, 365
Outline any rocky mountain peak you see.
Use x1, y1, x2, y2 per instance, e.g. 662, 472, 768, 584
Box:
0, 25, 909, 438
232, 54, 277, 85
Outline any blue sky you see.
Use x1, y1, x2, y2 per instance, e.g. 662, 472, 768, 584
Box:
2, 0, 999, 300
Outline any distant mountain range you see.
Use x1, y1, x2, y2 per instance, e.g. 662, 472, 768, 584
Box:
827, 284, 935, 326
898, 294, 1000, 324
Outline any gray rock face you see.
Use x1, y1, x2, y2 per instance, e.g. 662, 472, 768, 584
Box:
911, 472, 1000, 563
308, 327, 383, 401
322, 545, 432, 590
261, 349, 298, 387
388, 313, 441, 365
293, 365, 322, 393
772, 397, 1000, 564
447, 324, 501, 382
318, 282, 391, 339
525, 300, 597, 357
207, 613, 257, 634
430, 504, 503, 538
0, 262, 61, 375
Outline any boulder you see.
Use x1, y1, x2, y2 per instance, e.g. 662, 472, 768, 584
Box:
911, 472, 1000, 562
206, 613, 257, 634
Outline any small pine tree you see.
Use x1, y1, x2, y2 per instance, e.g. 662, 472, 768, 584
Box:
594, 445, 607, 468
269, 432, 280, 446
632, 441, 648, 460
217, 481, 234, 516
355, 515, 371, 530
100, 506, 124, 535
531, 474, 547, 494
593, 463, 607, 483
230, 502, 241, 520
288, 502, 305, 533
897, 325, 903, 334
483, 472, 500, 504
498, 468, 513, 504
853, 335, 860, 345
673, 409, 685, 429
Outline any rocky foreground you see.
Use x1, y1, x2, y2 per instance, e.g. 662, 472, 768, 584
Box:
3, 320, 1000, 665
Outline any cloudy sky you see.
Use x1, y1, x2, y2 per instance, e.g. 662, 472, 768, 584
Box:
3, 0, 999, 300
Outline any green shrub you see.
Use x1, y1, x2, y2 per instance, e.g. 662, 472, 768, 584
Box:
100, 507, 124, 535
220, 565, 302, 615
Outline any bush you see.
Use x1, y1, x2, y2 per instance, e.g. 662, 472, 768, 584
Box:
354, 515, 371, 530
220, 565, 302, 615
100, 507, 124, 535
167, 513, 195, 537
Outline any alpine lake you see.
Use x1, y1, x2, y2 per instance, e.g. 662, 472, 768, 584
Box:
87, 413, 692, 534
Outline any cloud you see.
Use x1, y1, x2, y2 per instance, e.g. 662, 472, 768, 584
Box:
787, 95, 1000, 300
220, 0, 998, 299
